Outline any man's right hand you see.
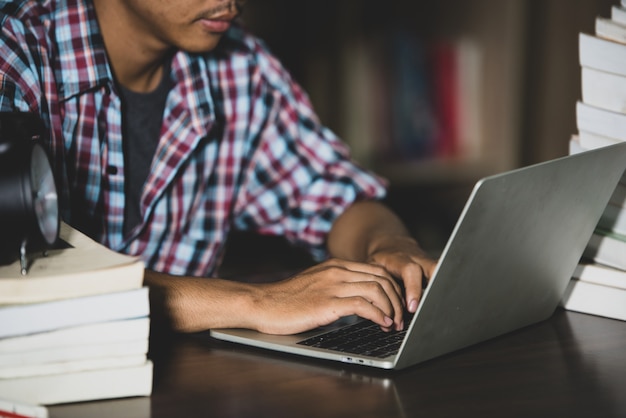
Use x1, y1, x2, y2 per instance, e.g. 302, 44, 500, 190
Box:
248, 259, 406, 335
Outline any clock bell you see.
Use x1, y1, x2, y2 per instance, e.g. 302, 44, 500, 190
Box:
0, 112, 60, 274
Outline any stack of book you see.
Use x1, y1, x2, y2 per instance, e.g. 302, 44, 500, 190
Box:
0, 223, 152, 411
562, 0, 626, 321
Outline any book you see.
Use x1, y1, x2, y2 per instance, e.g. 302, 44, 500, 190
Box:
389, 33, 437, 159
579, 32, 626, 77
384, 34, 482, 163
0, 354, 147, 380
580, 66, 626, 114
46, 397, 150, 418
578, 130, 623, 149
595, 16, 626, 44
0, 399, 47, 418
560, 279, 626, 321
455, 39, 483, 161
0, 360, 153, 405
0, 339, 149, 369
431, 40, 459, 158
568, 135, 584, 155
583, 229, 626, 270
0, 317, 149, 353
338, 36, 385, 167
0, 287, 149, 339
612, 5, 626, 25
576, 101, 626, 142
571, 262, 626, 289
0, 222, 145, 305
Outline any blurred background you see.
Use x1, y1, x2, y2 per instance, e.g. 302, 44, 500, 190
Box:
220, 0, 616, 274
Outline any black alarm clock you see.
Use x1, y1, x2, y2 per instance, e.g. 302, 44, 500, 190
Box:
0, 112, 60, 274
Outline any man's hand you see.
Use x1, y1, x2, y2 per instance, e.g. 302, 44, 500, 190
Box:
327, 200, 438, 316
366, 235, 438, 314
251, 258, 406, 334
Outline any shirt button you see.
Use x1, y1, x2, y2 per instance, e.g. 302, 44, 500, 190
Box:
106, 165, 118, 175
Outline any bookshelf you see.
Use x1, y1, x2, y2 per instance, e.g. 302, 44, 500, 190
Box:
243, 0, 527, 185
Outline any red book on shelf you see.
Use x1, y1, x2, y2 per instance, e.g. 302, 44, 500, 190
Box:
431, 41, 460, 158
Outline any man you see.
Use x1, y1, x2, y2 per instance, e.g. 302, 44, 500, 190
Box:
0, 0, 436, 335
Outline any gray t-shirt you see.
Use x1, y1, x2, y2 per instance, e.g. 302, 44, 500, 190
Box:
119, 63, 172, 235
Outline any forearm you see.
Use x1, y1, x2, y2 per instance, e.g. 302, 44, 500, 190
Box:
327, 200, 417, 261
144, 270, 262, 332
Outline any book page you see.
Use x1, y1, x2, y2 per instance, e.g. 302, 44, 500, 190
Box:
0, 223, 141, 280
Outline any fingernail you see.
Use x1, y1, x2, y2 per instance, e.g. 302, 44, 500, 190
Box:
408, 299, 418, 312
384, 316, 393, 326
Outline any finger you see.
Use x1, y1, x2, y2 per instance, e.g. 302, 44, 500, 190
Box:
332, 259, 396, 280
334, 278, 405, 331
400, 259, 437, 313
334, 260, 404, 298
334, 296, 395, 331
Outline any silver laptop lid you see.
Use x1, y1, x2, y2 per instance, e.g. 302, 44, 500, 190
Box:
394, 142, 626, 369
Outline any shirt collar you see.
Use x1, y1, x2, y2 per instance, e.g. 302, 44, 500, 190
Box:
54, 0, 114, 101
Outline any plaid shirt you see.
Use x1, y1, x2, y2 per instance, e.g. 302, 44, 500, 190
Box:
0, 0, 387, 276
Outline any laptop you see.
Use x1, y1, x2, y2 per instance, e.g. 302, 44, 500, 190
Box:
210, 142, 626, 370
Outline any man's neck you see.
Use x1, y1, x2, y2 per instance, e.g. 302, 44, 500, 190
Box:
92, 0, 173, 93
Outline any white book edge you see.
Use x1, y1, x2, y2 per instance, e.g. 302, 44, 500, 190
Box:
0, 287, 150, 339
578, 130, 624, 149
568, 135, 584, 154
0, 339, 149, 368
572, 263, 626, 289
576, 101, 626, 142
0, 360, 153, 406
0, 317, 150, 353
581, 66, 626, 114
612, 5, 626, 25
560, 279, 626, 321
579, 33, 626, 77
595, 16, 626, 44
0, 354, 147, 380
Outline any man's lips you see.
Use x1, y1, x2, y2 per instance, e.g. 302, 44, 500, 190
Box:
199, 18, 232, 33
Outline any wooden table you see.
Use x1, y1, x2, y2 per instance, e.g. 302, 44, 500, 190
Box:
49, 309, 626, 417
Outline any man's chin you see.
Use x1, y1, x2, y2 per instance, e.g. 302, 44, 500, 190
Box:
177, 32, 224, 54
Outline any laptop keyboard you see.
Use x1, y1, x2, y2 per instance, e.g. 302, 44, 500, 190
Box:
296, 316, 411, 358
